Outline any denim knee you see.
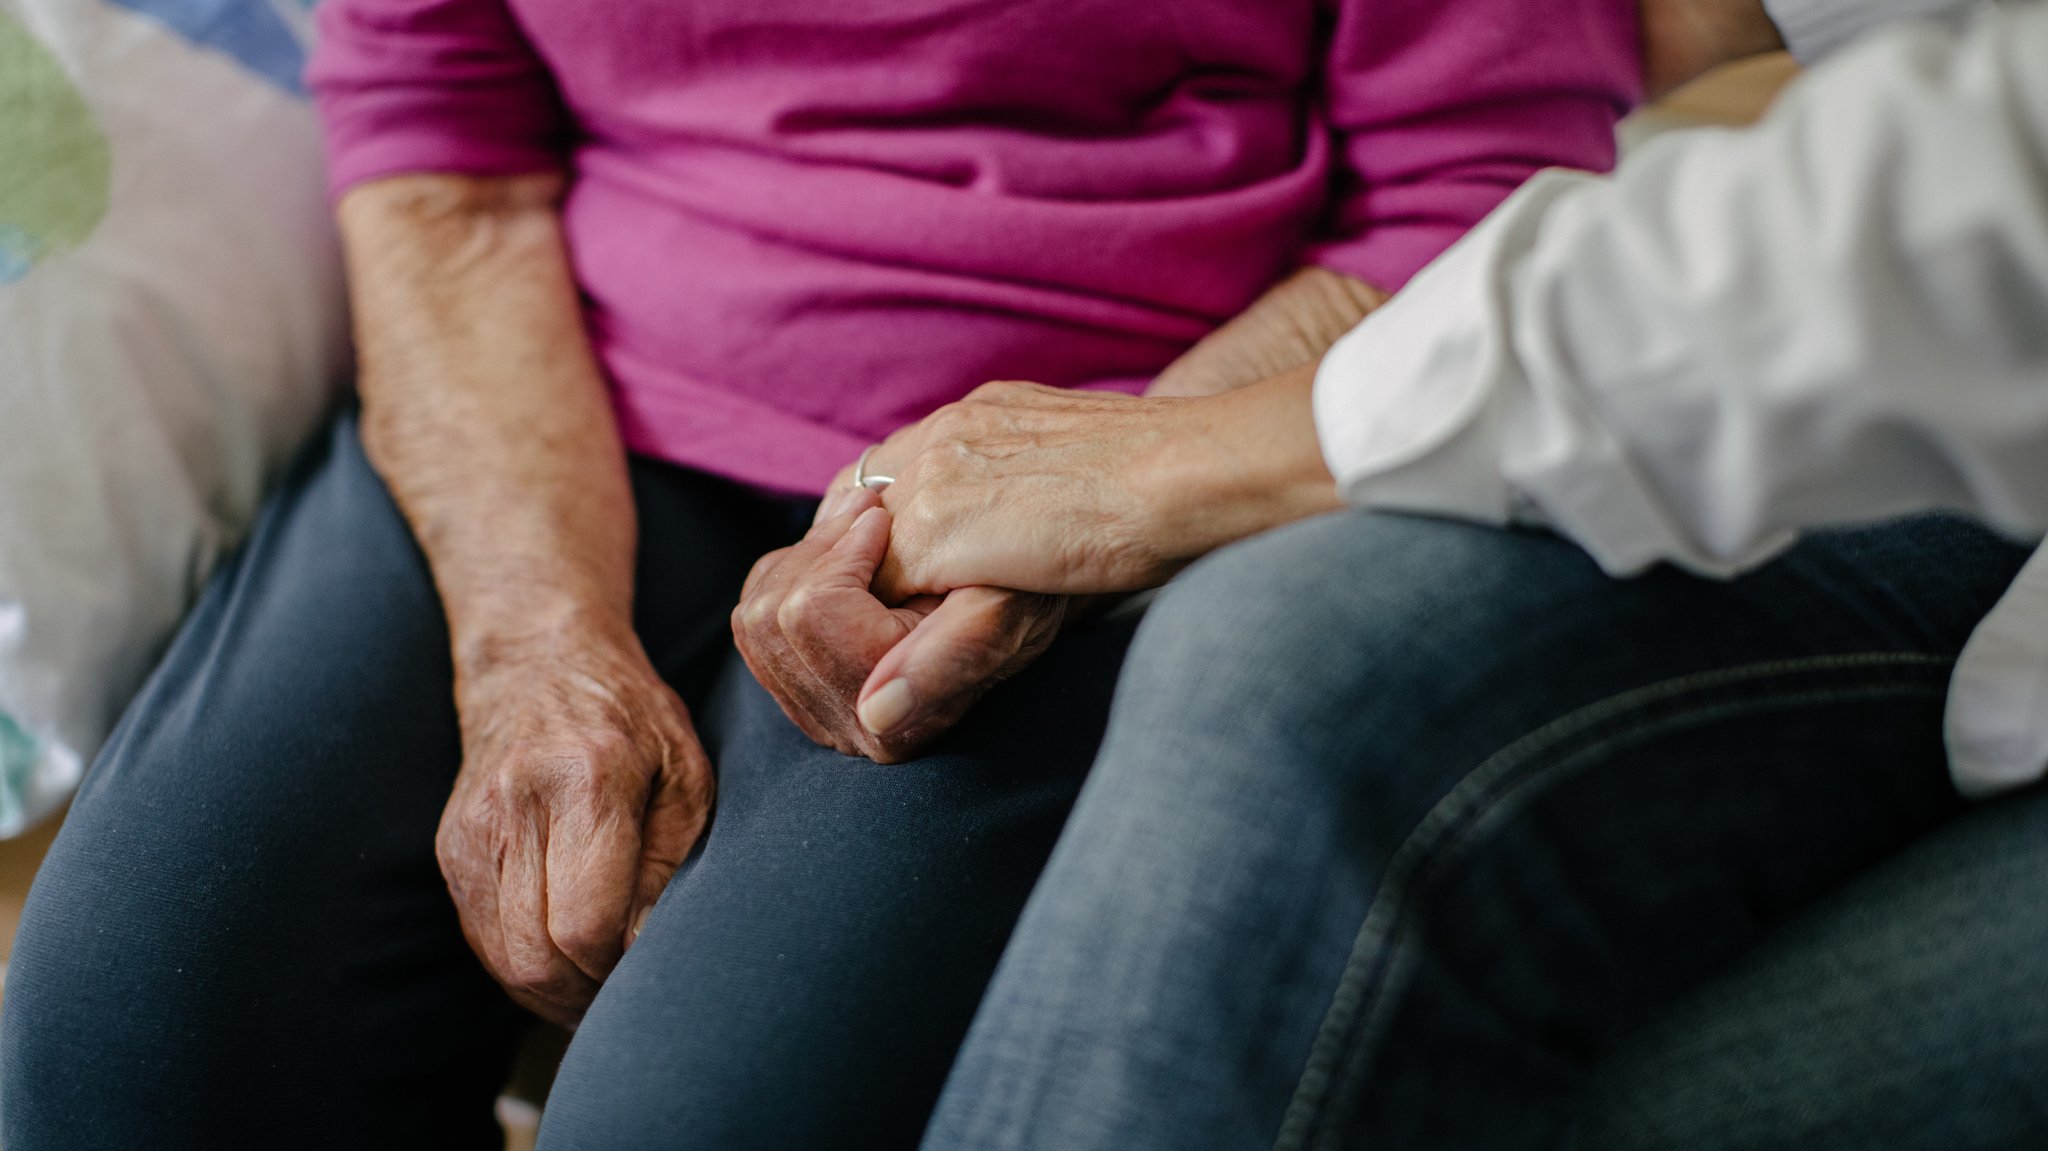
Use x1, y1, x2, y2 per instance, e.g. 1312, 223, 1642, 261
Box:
1116, 512, 1575, 783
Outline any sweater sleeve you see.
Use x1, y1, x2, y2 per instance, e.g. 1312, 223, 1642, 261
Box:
308, 0, 572, 198
1302, 0, 1641, 293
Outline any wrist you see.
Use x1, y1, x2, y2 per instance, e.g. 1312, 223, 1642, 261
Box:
1139, 365, 1343, 566
448, 590, 639, 685
1146, 267, 1388, 400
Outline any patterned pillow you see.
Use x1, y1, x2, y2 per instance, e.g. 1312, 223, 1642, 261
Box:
0, 0, 345, 834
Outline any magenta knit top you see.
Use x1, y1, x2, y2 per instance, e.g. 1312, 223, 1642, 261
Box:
311, 0, 1638, 495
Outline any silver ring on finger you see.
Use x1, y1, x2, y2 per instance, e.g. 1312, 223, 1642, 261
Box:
852, 444, 895, 492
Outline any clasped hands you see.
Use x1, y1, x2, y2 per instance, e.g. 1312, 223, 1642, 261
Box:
424, 0, 1792, 1022
734, 381, 1195, 762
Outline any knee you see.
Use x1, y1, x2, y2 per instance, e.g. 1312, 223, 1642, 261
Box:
1123, 513, 1550, 729
1094, 512, 1609, 827
4, 798, 261, 1032
2, 743, 332, 1121
0, 814, 229, 1144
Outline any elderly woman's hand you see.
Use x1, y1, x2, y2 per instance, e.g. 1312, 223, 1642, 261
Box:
734, 491, 1068, 758
858, 367, 1343, 603
440, 623, 712, 1028
761, 267, 1385, 749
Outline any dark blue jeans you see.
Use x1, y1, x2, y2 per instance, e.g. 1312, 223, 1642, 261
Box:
1578, 777, 2048, 1149
0, 412, 1136, 1151
922, 509, 2037, 1151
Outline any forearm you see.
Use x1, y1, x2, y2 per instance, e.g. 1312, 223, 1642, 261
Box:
1146, 267, 1388, 399
1141, 267, 1382, 550
1148, 365, 1345, 560
338, 173, 639, 669
1640, 0, 1786, 98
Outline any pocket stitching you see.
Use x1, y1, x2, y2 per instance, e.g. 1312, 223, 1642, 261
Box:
1275, 652, 1953, 1151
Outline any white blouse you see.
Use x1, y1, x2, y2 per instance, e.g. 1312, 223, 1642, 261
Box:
1312, 1, 2048, 797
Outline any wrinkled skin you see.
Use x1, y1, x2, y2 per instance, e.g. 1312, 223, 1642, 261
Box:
438, 626, 712, 1027
736, 266, 1393, 755
733, 494, 1068, 760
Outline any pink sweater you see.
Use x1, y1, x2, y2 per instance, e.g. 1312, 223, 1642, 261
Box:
311, 0, 1638, 495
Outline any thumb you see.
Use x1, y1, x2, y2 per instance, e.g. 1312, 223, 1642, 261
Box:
856, 588, 1052, 743
813, 505, 894, 592
626, 747, 712, 950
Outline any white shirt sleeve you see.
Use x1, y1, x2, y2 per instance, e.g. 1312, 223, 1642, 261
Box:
1762, 0, 2005, 62
1312, 1, 2048, 581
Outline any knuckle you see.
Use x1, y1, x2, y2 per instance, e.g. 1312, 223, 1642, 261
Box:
926, 403, 975, 441
737, 594, 780, 637
433, 815, 469, 857
775, 584, 817, 635
550, 915, 613, 963
505, 957, 562, 994
966, 379, 1020, 404
743, 552, 781, 589
433, 831, 463, 877
899, 497, 946, 544
438, 802, 497, 862
579, 726, 637, 768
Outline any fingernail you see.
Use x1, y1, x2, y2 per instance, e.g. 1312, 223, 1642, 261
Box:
858, 678, 918, 735
628, 904, 652, 947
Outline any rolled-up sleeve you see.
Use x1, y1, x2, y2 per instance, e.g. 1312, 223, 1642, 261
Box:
308, 0, 571, 198
1304, 0, 1640, 293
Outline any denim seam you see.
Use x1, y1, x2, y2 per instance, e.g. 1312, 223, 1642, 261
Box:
1272, 652, 1954, 1151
